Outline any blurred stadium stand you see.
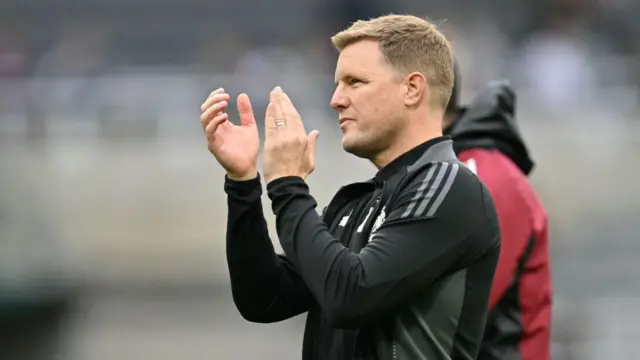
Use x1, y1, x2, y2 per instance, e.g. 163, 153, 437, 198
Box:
0, 0, 639, 358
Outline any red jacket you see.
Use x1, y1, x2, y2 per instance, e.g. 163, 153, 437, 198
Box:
447, 82, 552, 360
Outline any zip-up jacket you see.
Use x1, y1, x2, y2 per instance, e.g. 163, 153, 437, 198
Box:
446, 82, 552, 360
224, 136, 500, 359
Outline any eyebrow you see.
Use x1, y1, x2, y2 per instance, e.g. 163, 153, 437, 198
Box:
334, 74, 357, 86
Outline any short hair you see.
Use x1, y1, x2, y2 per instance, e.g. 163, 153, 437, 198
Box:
445, 58, 461, 114
331, 14, 454, 111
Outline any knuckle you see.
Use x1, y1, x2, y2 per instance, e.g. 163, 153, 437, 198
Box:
266, 144, 277, 153
282, 137, 296, 146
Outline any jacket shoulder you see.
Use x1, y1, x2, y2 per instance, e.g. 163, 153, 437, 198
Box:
405, 159, 486, 191
393, 160, 490, 220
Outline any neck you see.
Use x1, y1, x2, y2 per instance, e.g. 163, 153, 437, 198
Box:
442, 113, 455, 130
372, 112, 443, 169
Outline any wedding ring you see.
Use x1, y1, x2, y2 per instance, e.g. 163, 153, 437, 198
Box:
275, 120, 286, 127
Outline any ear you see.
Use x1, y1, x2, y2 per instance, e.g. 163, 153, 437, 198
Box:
404, 72, 427, 107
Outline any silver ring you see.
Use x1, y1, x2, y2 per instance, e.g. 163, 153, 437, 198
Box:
275, 121, 286, 127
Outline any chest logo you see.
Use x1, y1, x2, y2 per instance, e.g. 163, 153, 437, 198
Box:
368, 207, 386, 242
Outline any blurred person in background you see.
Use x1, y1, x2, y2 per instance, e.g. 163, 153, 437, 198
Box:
201, 15, 500, 360
444, 64, 552, 360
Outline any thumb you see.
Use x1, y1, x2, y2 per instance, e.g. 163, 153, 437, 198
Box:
307, 130, 320, 159
237, 93, 256, 127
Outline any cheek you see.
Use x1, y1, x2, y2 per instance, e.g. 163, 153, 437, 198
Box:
354, 87, 394, 119
370, 95, 400, 121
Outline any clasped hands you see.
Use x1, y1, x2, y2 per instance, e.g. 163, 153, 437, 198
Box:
200, 86, 319, 184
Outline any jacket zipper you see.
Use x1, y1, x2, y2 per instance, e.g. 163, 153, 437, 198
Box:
392, 338, 398, 360
361, 183, 386, 239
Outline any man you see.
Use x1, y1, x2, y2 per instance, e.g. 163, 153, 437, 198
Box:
444, 69, 552, 360
200, 15, 500, 360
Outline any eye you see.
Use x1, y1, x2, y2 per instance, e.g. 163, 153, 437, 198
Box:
348, 78, 363, 86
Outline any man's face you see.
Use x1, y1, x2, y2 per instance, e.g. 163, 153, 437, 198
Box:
331, 40, 407, 160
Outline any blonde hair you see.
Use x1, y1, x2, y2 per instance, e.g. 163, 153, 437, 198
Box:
331, 14, 454, 111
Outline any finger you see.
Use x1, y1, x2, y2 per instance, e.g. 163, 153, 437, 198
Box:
201, 93, 230, 112
269, 86, 280, 105
205, 111, 229, 138
264, 102, 278, 139
270, 86, 286, 129
206, 87, 225, 100
307, 130, 320, 161
201, 100, 228, 128
279, 90, 300, 118
200, 100, 228, 128
305, 130, 320, 176
237, 93, 256, 127
276, 88, 305, 132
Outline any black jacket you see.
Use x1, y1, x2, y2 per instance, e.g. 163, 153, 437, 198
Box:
224, 136, 500, 359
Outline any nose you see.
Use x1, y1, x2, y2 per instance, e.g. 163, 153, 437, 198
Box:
330, 87, 349, 111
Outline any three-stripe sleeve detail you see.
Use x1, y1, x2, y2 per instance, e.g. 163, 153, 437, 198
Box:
400, 162, 460, 219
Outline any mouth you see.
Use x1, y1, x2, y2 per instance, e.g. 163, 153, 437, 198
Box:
339, 118, 354, 125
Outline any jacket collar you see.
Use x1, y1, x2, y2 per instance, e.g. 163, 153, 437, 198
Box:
374, 136, 455, 183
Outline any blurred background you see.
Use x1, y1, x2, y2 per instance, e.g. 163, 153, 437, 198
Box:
0, 0, 638, 359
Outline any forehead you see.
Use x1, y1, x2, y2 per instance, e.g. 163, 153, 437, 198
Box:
334, 40, 391, 79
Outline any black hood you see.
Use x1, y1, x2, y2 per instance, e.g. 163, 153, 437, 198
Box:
444, 80, 535, 175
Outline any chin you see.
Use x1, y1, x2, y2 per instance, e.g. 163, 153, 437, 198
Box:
341, 137, 371, 159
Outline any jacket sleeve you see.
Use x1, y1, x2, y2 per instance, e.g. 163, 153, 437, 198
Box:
225, 175, 313, 323
266, 162, 497, 329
